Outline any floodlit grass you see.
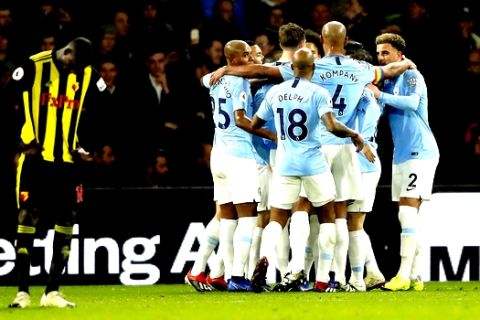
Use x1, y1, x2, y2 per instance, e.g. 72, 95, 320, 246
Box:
1, 282, 480, 320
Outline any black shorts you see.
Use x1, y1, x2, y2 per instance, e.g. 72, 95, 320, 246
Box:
18, 155, 81, 221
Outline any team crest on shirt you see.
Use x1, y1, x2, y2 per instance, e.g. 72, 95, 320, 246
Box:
240, 91, 247, 102
407, 77, 417, 87
19, 191, 29, 202
393, 86, 400, 96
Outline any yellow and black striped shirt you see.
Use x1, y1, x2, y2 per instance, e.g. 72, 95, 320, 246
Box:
12, 50, 104, 163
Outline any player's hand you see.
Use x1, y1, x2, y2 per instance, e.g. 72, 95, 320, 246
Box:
209, 66, 226, 86
18, 141, 43, 155
401, 55, 417, 69
72, 147, 94, 162
366, 83, 381, 99
351, 133, 364, 153
361, 143, 376, 163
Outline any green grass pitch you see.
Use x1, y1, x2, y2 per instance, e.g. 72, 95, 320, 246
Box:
1, 282, 480, 320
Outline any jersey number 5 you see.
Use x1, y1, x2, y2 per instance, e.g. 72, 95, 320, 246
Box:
210, 96, 230, 129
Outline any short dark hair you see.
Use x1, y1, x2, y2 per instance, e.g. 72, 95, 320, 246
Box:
345, 40, 373, 63
305, 29, 321, 50
278, 23, 305, 48
72, 37, 94, 67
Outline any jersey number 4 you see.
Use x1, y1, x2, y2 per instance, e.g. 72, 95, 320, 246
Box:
332, 84, 346, 116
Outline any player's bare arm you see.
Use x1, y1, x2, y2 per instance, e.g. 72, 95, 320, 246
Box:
209, 64, 283, 86
235, 110, 276, 142
321, 112, 365, 152
381, 58, 416, 78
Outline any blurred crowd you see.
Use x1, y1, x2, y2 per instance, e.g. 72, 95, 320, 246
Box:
1, 0, 480, 187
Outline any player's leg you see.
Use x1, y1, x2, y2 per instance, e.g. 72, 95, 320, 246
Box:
9, 155, 40, 308
42, 164, 77, 308
384, 159, 437, 291
227, 157, 260, 291
346, 212, 367, 291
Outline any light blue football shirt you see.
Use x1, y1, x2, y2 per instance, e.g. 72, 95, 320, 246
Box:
202, 73, 257, 159
251, 61, 288, 164
256, 77, 332, 176
355, 88, 381, 173
379, 69, 439, 164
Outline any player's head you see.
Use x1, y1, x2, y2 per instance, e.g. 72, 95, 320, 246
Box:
224, 40, 253, 66
345, 40, 373, 63
278, 23, 306, 51
375, 33, 405, 65
246, 40, 264, 64
305, 29, 322, 59
321, 21, 347, 49
292, 47, 315, 78
56, 37, 94, 72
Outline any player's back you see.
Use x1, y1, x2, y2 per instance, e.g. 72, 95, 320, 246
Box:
208, 74, 256, 159
261, 77, 331, 176
313, 56, 379, 144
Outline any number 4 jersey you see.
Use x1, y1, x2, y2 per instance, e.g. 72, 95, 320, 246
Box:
278, 56, 383, 145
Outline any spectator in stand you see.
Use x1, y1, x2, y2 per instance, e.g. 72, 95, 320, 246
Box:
264, 5, 286, 33
131, 0, 179, 59
305, 1, 334, 35
144, 148, 174, 187
338, 0, 382, 57
111, 8, 135, 72
38, 32, 56, 51
0, 30, 17, 67
254, 29, 280, 63
130, 45, 181, 181
81, 143, 123, 188
453, 6, 480, 69
93, 25, 119, 69
202, 0, 246, 45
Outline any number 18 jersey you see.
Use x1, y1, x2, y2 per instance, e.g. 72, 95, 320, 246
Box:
256, 77, 332, 176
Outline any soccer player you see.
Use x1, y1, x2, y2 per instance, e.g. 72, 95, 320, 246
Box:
344, 41, 386, 292
7, 37, 105, 308
369, 33, 439, 291
251, 47, 366, 293
250, 23, 306, 286
305, 28, 322, 59
186, 42, 268, 292
186, 202, 229, 292
201, 40, 276, 292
